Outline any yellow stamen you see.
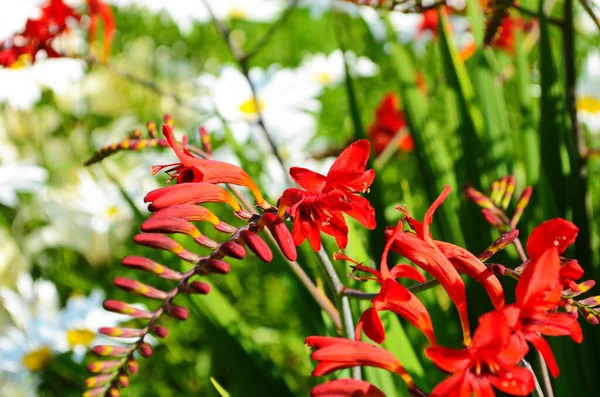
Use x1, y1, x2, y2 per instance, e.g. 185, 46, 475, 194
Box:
67, 329, 96, 347
11, 54, 32, 69
315, 72, 333, 86
228, 8, 247, 19
239, 98, 264, 115
106, 206, 119, 218
577, 96, 600, 113
22, 347, 52, 371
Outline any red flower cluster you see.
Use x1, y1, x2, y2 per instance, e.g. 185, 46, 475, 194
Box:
368, 93, 414, 155
0, 0, 114, 67
491, 17, 533, 53
426, 218, 583, 396
278, 140, 376, 251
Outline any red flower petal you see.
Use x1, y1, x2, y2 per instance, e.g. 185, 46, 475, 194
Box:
311, 379, 387, 397
524, 332, 560, 377
489, 366, 534, 396
389, 263, 426, 283
526, 218, 579, 260
436, 241, 505, 309
289, 167, 327, 193
515, 247, 562, 307
425, 347, 471, 373
357, 307, 386, 344
328, 140, 372, 181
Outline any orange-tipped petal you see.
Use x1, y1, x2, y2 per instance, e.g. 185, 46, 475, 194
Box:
311, 379, 387, 397
145, 183, 241, 212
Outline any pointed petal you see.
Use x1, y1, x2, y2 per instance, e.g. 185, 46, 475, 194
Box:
489, 367, 535, 396
422, 185, 451, 243
358, 307, 386, 344
425, 347, 471, 373
311, 379, 387, 397
516, 247, 561, 307
526, 218, 579, 259
328, 139, 371, 177
390, 263, 426, 282
430, 372, 471, 397
342, 195, 376, 230
437, 240, 505, 308
525, 333, 560, 377
525, 312, 583, 342
289, 167, 327, 193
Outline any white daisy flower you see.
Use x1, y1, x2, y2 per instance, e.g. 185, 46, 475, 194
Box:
0, 58, 86, 110
577, 50, 600, 134
27, 169, 133, 265
196, 64, 322, 150
0, 162, 48, 208
57, 289, 127, 362
0, 323, 61, 379
0, 273, 60, 330
298, 49, 378, 88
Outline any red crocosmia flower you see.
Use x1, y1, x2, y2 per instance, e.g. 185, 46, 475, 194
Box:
306, 336, 417, 391
502, 246, 583, 377
344, 224, 436, 346
418, 7, 451, 36
367, 93, 414, 155
310, 378, 386, 397
389, 186, 472, 346
526, 218, 579, 260
0, 0, 80, 67
152, 124, 267, 208
278, 140, 376, 251
426, 311, 534, 397
559, 260, 585, 292
87, 0, 115, 62
435, 240, 505, 309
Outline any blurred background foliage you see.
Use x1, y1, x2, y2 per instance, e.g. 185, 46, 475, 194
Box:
1, 0, 600, 396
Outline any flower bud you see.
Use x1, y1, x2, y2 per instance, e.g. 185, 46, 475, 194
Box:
262, 212, 297, 261
138, 343, 153, 358
150, 325, 169, 339
88, 360, 122, 373
241, 230, 273, 262
122, 256, 182, 281
103, 300, 153, 319
134, 233, 201, 263
99, 327, 144, 338
114, 277, 168, 300
221, 241, 246, 259
92, 345, 131, 357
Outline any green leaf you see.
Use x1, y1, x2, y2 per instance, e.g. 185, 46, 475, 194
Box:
210, 377, 231, 397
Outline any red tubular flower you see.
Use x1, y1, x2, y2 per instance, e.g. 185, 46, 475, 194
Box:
152, 125, 267, 208
306, 336, 416, 389
426, 311, 533, 397
502, 246, 583, 377
435, 241, 505, 309
87, 0, 115, 62
367, 93, 414, 155
311, 379, 386, 397
346, 224, 436, 346
279, 140, 376, 251
389, 186, 472, 345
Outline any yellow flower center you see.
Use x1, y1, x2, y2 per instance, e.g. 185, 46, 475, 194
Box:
105, 205, 119, 218
577, 96, 600, 113
67, 329, 96, 347
22, 347, 52, 371
238, 98, 264, 115
228, 8, 247, 20
315, 72, 333, 86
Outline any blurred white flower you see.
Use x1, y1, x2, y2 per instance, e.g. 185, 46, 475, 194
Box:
577, 51, 600, 134
0, 58, 86, 110
105, 0, 283, 33
58, 289, 127, 362
0, 163, 48, 208
0, 273, 60, 330
196, 64, 322, 150
28, 170, 133, 265
0, 0, 44, 42
298, 49, 378, 88
0, 323, 60, 380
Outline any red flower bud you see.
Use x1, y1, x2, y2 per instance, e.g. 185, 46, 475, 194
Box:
134, 233, 201, 263
151, 326, 169, 339
103, 300, 153, 319
184, 281, 212, 295
114, 277, 168, 300
92, 345, 130, 357
122, 256, 182, 281
99, 327, 144, 338
166, 304, 189, 320
241, 230, 273, 262
88, 360, 122, 373
138, 343, 153, 358
262, 212, 297, 261
126, 359, 138, 374
221, 241, 246, 260
201, 259, 231, 275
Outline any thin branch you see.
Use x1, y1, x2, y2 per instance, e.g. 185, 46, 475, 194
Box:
343, 278, 441, 300
521, 358, 547, 397
577, 0, 600, 32
316, 247, 362, 380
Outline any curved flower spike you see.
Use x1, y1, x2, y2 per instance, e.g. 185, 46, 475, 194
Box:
153, 125, 267, 208
390, 186, 471, 345
311, 378, 386, 397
